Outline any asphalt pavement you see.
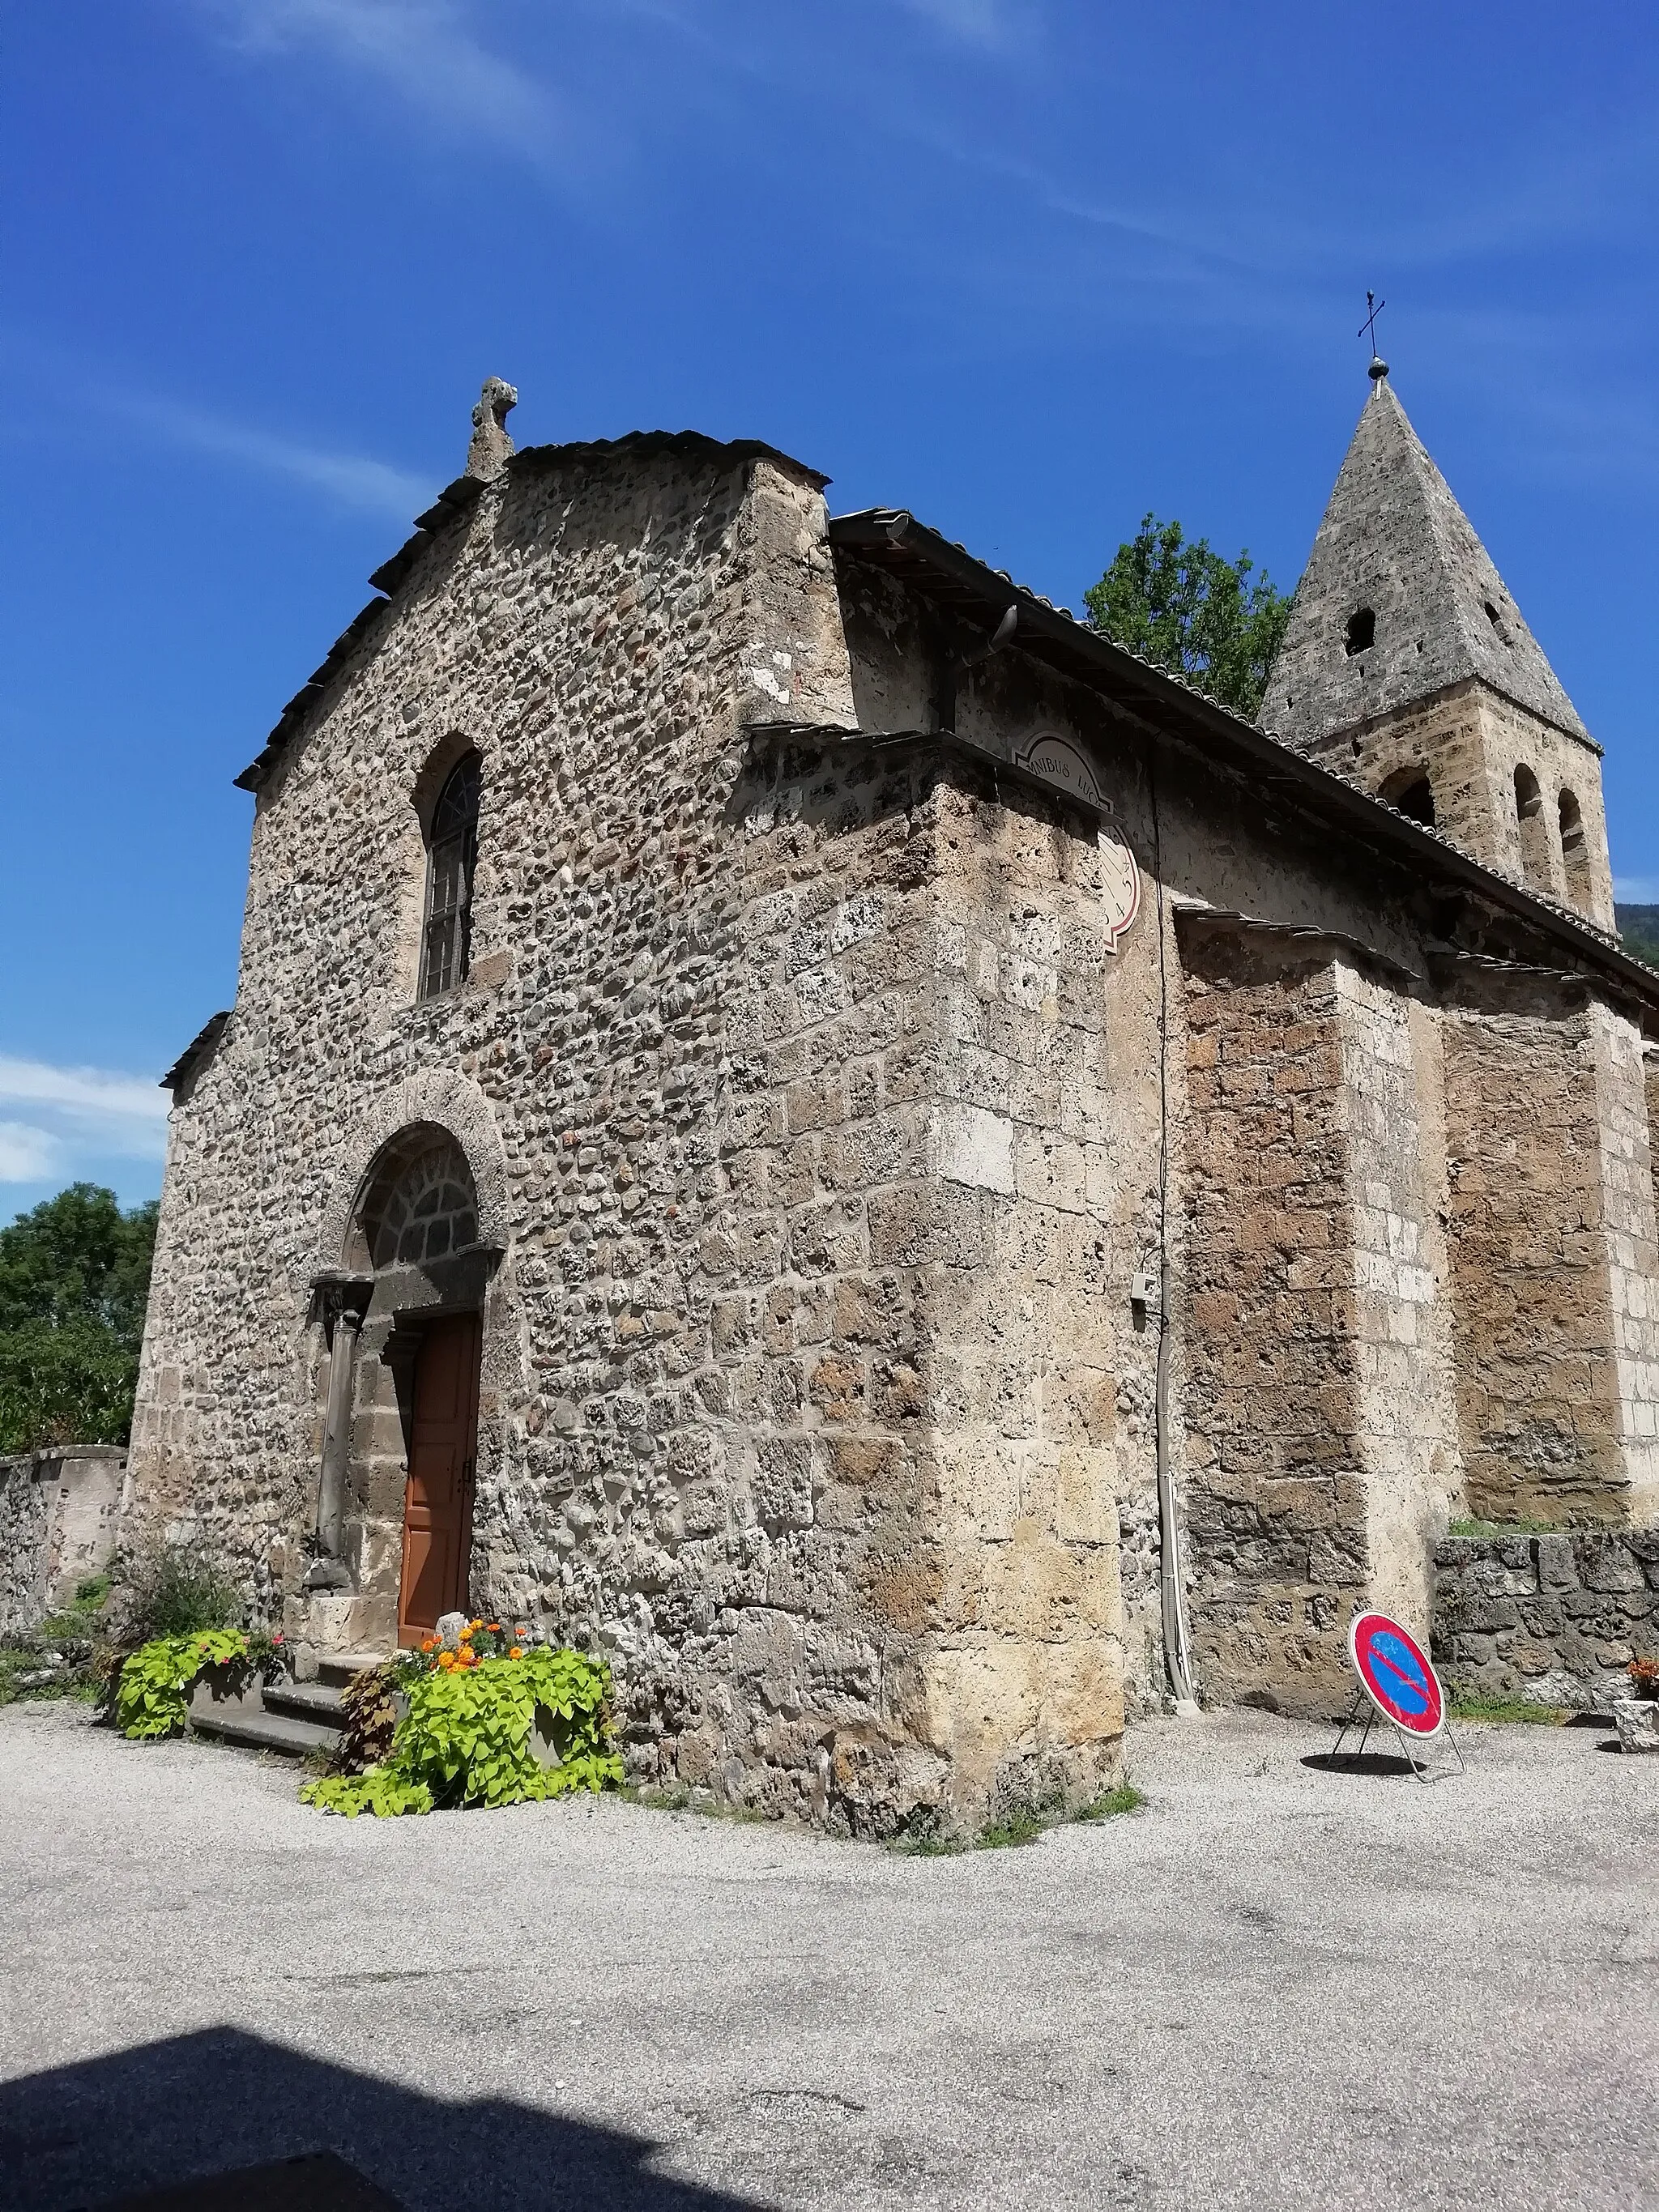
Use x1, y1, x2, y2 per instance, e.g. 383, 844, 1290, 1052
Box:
2, 1698, 1653, 2210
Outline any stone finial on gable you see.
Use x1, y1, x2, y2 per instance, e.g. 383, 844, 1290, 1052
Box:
466, 377, 518, 479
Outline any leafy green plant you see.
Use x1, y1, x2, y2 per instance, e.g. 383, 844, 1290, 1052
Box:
301, 1646, 621, 1817
113, 1628, 249, 1740
977, 1807, 1049, 1851
245, 1627, 290, 1682
305, 1766, 434, 1818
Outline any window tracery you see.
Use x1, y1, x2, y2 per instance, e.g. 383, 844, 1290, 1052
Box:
420, 752, 481, 999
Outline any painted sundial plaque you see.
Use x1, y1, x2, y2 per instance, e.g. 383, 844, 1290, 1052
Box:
1014, 731, 1142, 949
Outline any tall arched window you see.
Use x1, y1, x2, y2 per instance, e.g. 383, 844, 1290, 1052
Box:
420, 752, 481, 999
1514, 765, 1550, 889
1559, 788, 1592, 912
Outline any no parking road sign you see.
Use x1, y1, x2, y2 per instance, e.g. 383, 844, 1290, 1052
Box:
1333, 1612, 1463, 1781
1350, 1613, 1444, 1737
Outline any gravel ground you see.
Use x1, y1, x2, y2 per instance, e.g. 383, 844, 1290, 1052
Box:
1, 1698, 1655, 2211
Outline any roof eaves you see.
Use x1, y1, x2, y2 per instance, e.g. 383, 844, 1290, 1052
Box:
235, 432, 834, 796
828, 507, 1659, 1016
510, 428, 830, 492
161, 1010, 231, 1096
234, 595, 395, 792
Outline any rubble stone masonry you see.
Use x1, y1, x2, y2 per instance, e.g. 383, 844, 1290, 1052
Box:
1442, 982, 1659, 1526
1433, 1529, 1659, 1710
128, 402, 1659, 1821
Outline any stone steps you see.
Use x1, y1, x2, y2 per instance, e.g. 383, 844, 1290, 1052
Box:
312, 1651, 391, 1690
265, 1677, 349, 1726
188, 1684, 340, 1760
190, 1699, 341, 1760
187, 1655, 391, 1762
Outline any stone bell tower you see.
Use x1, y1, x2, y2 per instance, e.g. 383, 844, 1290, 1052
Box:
1260, 358, 1615, 930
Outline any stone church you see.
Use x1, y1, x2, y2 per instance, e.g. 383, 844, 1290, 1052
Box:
129, 361, 1659, 1833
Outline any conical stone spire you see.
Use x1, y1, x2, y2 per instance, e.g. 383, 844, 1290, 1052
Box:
1261, 375, 1585, 750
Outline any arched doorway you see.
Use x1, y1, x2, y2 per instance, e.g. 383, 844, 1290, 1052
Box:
311, 1125, 493, 1650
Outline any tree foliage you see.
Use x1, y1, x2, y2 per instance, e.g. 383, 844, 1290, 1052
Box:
0, 1184, 159, 1452
1617, 906, 1659, 967
1084, 513, 1293, 719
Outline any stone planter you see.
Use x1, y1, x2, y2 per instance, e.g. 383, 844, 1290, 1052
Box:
1611, 1698, 1659, 1754
187, 1659, 257, 1724
531, 1704, 572, 1770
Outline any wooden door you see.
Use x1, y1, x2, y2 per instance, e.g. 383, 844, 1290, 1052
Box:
397, 1311, 481, 1646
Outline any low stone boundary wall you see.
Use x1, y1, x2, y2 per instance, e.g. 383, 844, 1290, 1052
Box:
1431, 1529, 1659, 1711
0, 1448, 127, 1638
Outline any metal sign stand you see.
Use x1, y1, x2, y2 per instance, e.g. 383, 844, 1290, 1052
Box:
1330, 1686, 1465, 1784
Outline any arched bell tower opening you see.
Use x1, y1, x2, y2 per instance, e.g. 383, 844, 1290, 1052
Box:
1514, 764, 1550, 889
305, 1123, 497, 1654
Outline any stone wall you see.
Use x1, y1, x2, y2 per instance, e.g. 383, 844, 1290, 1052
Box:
921, 772, 1126, 1816
1179, 942, 1365, 1712
1432, 1528, 1659, 1710
1443, 979, 1659, 1525
1176, 929, 1462, 1717
130, 440, 863, 1724
0, 1449, 126, 1638
693, 736, 1130, 1826
130, 434, 1134, 1835
130, 407, 1659, 1822
1340, 970, 1462, 1624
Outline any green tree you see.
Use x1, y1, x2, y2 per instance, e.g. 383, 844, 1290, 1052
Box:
1617, 906, 1659, 966
1084, 513, 1294, 719
0, 1184, 159, 1451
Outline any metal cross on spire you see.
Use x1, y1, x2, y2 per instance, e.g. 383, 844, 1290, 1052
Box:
1359, 291, 1388, 381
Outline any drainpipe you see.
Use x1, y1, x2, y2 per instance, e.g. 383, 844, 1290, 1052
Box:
1146, 747, 1199, 1711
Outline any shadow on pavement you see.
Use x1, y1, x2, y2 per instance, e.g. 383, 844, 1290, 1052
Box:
1299, 1750, 1420, 1779
0, 2027, 770, 2212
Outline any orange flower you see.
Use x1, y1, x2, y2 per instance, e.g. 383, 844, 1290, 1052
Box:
487, 1622, 501, 1632
421, 1638, 437, 1652
509, 1646, 523, 1659
437, 1651, 456, 1670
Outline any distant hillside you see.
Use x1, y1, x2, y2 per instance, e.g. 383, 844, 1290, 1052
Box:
1617, 905, 1659, 965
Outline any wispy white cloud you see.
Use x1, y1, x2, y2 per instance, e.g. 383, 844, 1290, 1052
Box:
0, 326, 432, 519
0, 1123, 62, 1184
100, 388, 430, 519
0, 1059, 170, 1185
192, 0, 602, 181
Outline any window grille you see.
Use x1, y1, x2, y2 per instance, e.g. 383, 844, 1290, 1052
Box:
420, 753, 480, 999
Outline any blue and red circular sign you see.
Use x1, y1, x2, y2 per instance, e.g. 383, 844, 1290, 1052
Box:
1349, 1613, 1444, 1737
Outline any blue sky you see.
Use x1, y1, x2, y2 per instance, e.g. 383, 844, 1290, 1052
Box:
2, 1, 1656, 1217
